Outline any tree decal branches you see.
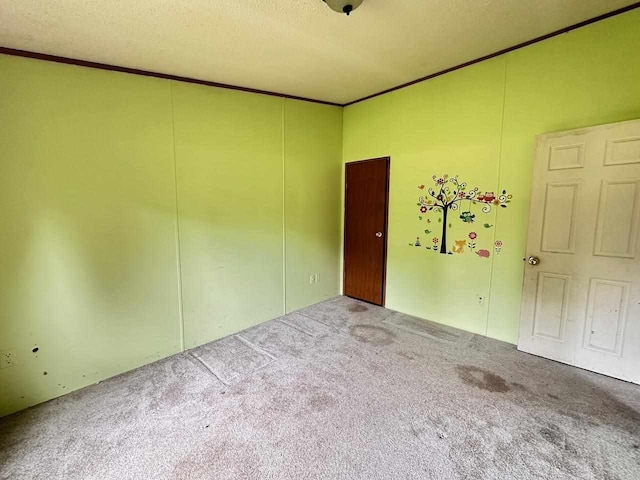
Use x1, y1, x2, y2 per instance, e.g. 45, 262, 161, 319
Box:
417, 174, 511, 254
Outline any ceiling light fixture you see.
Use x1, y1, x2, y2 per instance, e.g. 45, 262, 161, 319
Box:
323, 0, 364, 16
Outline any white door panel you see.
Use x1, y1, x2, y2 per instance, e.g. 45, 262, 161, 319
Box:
519, 119, 640, 384
593, 179, 640, 259
541, 181, 581, 254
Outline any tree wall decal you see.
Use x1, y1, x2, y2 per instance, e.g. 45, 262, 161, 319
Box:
417, 174, 512, 254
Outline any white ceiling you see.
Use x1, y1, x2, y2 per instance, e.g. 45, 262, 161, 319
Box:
0, 0, 637, 104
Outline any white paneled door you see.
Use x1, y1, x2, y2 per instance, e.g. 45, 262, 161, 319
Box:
518, 119, 640, 384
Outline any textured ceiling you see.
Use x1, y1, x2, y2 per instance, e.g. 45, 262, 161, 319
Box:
0, 0, 637, 104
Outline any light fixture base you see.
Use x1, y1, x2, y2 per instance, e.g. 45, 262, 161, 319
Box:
323, 0, 364, 16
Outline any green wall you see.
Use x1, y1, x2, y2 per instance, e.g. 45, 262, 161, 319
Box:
284, 101, 343, 313
2, 8, 639, 417
173, 84, 285, 347
343, 9, 640, 344
0, 55, 343, 416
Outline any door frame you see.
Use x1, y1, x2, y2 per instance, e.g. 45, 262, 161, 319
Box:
342, 156, 391, 306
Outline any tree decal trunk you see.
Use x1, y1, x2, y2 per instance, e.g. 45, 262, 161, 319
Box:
440, 206, 449, 254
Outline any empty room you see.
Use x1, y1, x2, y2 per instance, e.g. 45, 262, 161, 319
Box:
1, 1, 639, 478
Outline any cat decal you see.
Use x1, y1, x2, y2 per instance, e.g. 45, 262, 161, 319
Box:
452, 240, 466, 254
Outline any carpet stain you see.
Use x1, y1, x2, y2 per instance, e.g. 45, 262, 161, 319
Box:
349, 325, 395, 346
149, 382, 187, 411
551, 386, 640, 435
307, 393, 337, 412
540, 426, 563, 445
539, 425, 577, 454
456, 365, 510, 393
397, 351, 416, 360
348, 304, 368, 313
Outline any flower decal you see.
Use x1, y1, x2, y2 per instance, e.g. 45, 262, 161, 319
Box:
469, 232, 477, 240
420, 206, 428, 213
433, 238, 439, 244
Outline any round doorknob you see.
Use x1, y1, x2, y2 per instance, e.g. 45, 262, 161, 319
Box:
527, 256, 540, 266
375, 232, 383, 238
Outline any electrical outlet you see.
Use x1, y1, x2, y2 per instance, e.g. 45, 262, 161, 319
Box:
309, 274, 316, 285
0, 348, 17, 369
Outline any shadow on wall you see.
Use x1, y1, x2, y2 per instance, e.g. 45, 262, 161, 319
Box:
0, 188, 182, 415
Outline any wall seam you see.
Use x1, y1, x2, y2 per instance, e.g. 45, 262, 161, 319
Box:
339, 107, 346, 296
282, 99, 287, 315
485, 56, 509, 337
170, 80, 186, 352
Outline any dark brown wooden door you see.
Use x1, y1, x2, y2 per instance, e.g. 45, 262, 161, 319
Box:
343, 157, 390, 306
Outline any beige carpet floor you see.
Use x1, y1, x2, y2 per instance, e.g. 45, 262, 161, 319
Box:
1, 296, 639, 479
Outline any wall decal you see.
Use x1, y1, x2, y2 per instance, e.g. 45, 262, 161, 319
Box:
494, 240, 503, 254
468, 232, 477, 251
407, 237, 421, 247
476, 249, 491, 258
453, 240, 466, 254
460, 211, 476, 223
483, 223, 493, 229
415, 175, 512, 255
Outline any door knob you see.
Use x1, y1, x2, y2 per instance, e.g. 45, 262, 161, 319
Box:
527, 256, 540, 266
375, 232, 383, 238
